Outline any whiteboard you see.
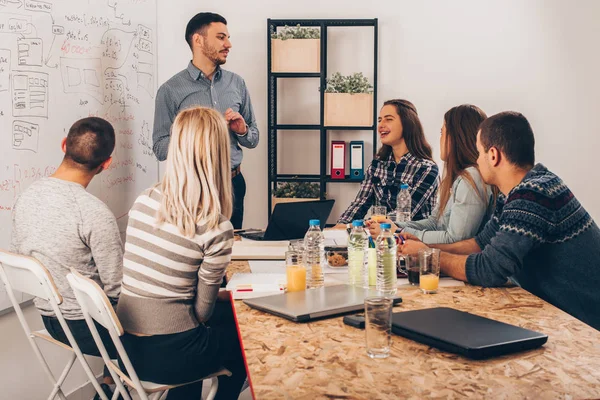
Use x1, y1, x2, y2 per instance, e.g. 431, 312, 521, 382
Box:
0, 0, 158, 313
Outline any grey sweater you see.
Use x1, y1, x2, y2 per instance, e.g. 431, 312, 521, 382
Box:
11, 178, 123, 319
398, 167, 492, 244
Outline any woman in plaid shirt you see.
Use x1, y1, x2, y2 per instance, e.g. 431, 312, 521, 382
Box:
337, 99, 439, 225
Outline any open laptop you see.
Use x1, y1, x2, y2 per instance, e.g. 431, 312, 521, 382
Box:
239, 200, 335, 241
244, 284, 402, 322
392, 307, 548, 359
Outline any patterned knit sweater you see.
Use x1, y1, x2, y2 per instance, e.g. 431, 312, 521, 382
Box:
466, 164, 600, 330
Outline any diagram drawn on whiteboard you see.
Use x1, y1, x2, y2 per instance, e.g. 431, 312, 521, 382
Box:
60, 57, 104, 104
11, 70, 49, 118
0, 13, 32, 35
12, 120, 40, 153
0, 49, 10, 92
17, 37, 43, 66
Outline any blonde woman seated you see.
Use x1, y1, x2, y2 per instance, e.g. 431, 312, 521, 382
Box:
368, 105, 493, 244
116, 107, 245, 400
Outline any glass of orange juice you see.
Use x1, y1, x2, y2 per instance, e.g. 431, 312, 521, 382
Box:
419, 248, 440, 294
370, 206, 387, 223
285, 248, 306, 292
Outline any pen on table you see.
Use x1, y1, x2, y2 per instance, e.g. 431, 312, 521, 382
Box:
234, 284, 284, 293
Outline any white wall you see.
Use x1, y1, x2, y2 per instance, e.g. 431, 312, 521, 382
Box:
157, 0, 600, 228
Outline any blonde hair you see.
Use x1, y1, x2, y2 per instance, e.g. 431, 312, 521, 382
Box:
157, 107, 232, 237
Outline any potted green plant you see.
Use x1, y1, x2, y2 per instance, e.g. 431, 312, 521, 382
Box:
271, 181, 321, 211
324, 72, 374, 127
271, 24, 320, 73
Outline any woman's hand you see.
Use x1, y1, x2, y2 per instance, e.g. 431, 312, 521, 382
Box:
399, 239, 429, 256
365, 218, 398, 237
398, 232, 420, 242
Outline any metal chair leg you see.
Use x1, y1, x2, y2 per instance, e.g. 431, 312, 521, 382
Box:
205, 377, 219, 400
46, 353, 76, 400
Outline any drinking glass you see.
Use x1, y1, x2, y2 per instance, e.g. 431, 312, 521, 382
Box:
364, 297, 393, 359
419, 248, 440, 294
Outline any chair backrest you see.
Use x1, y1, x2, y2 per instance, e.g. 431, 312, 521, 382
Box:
0, 249, 62, 305
67, 269, 147, 400
66, 270, 123, 336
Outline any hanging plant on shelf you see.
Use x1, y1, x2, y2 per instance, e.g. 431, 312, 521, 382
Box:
271, 25, 320, 40
324, 72, 373, 94
273, 181, 321, 198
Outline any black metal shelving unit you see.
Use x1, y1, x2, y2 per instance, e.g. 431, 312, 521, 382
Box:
267, 18, 378, 215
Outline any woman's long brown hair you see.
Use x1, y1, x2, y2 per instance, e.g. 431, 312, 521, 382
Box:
437, 104, 488, 219
376, 99, 433, 161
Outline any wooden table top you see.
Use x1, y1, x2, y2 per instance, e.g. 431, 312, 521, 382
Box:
228, 261, 600, 399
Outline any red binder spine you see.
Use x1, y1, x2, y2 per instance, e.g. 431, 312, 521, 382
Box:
330, 141, 346, 179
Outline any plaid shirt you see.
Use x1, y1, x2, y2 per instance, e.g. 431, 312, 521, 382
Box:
338, 152, 439, 224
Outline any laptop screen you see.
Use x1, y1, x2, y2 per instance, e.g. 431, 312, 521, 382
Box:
264, 200, 335, 240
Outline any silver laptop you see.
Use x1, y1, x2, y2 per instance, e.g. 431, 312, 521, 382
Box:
243, 284, 402, 322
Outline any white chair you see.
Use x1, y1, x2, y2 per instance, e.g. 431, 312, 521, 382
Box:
66, 269, 231, 400
0, 250, 112, 400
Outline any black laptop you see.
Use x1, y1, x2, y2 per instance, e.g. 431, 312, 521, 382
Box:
392, 307, 548, 359
239, 200, 335, 241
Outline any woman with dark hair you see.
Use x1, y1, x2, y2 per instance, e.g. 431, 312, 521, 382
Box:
368, 104, 493, 244
336, 99, 439, 225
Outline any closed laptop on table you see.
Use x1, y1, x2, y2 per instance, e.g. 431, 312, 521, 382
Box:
392, 307, 548, 359
244, 284, 402, 322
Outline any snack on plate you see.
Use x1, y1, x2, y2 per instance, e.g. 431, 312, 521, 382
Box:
324, 246, 348, 267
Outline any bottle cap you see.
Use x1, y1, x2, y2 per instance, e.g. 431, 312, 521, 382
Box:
352, 220, 364, 227
380, 223, 391, 229
309, 219, 320, 226
400, 183, 409, 190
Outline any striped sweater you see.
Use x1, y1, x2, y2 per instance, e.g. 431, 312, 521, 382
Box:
116, 187, 234, 335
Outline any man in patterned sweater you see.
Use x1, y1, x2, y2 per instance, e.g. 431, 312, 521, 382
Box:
401, 111, 600, 330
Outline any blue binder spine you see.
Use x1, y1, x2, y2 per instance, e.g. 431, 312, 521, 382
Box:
349, 141, 364, 180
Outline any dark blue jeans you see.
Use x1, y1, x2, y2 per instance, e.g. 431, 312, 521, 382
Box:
231, 173, 246, 230
120, 301, 247, 400
42, 315, 117, 377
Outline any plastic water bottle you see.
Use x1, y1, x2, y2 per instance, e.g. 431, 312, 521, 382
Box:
376, 223, 397, 296
304, 219, 325, 288
347, 220, 367, 287
396, 183, 411, 223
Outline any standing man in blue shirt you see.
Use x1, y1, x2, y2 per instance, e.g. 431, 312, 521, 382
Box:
153, 12, 259, 228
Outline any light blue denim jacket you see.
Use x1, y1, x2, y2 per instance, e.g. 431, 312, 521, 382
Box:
398, 167, 492, 244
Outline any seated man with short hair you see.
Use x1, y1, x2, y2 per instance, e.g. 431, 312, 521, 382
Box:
11, 117, 124, 398
401, 111, 600, 331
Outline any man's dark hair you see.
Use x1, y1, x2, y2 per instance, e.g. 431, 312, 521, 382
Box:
65, 117, 115, 171
185, 12, 227, 49
479, 111, 535, 169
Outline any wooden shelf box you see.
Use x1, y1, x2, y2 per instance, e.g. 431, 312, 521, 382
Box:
271, 39, 320, 73
324, 93, 373, 127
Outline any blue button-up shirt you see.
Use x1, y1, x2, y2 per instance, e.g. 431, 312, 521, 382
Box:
152, 61, 259, 169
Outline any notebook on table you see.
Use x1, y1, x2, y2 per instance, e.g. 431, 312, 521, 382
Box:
244, 284, 402, 322
391, 307, 548, 359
